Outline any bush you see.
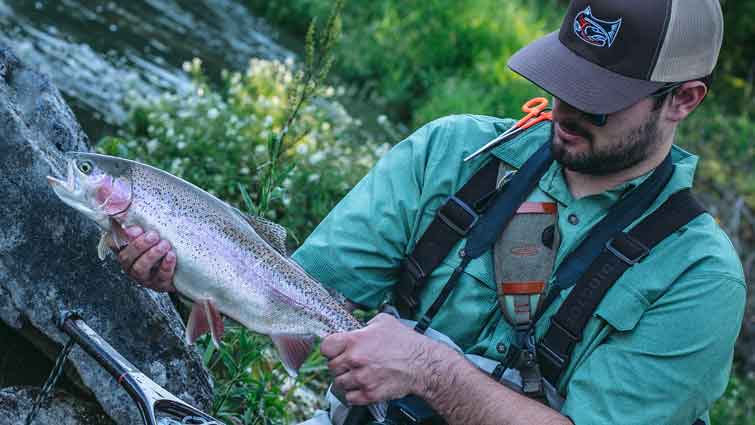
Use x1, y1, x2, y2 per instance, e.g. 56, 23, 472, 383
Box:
710, 369, 755, 425
99, 57, 388, 242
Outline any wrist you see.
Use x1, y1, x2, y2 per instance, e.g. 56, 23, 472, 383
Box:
412, 339, 466, 399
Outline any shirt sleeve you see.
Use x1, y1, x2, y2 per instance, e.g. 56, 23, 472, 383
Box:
291, 120, 450, 308
560, 270, 746, 425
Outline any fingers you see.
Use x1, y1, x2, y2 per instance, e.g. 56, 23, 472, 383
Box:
345, 390, 372, 406
144, 250, 177, 292
334, 369, 362, 392
118, 229, 160, 271
109, 225, 142, 252
328, 359, 350, 377
130, 240, 171, 282
321, 332, 350, 359
115, 227, 177, 292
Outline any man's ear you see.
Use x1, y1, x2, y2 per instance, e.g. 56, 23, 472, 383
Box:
665, 81, 708, 123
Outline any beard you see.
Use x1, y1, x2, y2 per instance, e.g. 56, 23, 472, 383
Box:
551, 111, 661, 176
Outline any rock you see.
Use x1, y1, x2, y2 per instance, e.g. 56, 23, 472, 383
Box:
0, 45, 213, 424
0, 386, 115, 425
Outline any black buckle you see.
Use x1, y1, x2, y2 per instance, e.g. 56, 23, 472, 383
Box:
538, 319, 579, 374
605, 234, 649, 266
437, 196, 479, 236
403, 255, 426, 281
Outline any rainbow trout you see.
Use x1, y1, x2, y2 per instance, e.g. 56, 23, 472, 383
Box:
46, 153, 362, 377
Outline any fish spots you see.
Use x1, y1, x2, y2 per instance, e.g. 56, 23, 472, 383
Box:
122, 162, 362, 336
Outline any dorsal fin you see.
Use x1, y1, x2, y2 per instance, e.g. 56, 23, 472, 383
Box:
235, 209, 288, 255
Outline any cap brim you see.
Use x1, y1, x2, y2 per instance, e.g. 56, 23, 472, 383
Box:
508, 32, 666, 114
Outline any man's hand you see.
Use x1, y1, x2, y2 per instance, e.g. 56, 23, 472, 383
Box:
110, 225, 176, 292
320, 313, 449, 405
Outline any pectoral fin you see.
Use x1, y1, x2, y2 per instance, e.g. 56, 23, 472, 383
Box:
271, 334, 315, 377
186, 299, 224, 348
97, 231, 112, 260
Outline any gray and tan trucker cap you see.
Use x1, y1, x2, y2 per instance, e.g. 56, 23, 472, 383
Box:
508, 0, 724, 114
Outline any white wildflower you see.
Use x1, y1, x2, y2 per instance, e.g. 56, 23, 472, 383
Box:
309, 151, 326, 165
177, 141, 187, 150
146, 139, 159, 153
207, 108, 219, 119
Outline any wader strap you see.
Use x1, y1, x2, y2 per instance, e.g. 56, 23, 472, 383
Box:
396, 159, 499, 317
538, 189, 706, 387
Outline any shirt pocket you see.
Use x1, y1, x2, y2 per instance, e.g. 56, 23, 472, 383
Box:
594, 282, 650, 331
413, 254, 498, 349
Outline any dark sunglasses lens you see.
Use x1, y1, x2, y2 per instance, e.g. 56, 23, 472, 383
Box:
584, 113, 607, 127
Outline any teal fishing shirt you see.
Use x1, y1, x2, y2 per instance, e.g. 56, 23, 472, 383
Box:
292, 114, 746, 425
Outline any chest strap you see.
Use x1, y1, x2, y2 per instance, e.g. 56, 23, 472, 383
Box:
395, 158, 499, 317
538, 188, 707, 387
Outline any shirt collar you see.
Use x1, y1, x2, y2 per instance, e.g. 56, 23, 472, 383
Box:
488, 122, 700, 206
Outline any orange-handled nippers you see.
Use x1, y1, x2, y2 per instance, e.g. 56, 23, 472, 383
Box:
464, 97, 552, 162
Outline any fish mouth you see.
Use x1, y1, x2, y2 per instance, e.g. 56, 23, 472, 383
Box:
46, 160, 77, 194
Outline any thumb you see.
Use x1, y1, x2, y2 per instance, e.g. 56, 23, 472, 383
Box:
320, 332, 350, 359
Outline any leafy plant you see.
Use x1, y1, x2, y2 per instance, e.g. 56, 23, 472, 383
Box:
710, 369, 755, 425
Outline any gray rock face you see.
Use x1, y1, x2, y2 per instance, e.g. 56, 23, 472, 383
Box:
0, 45, 213, 423
0, 386, 115, 425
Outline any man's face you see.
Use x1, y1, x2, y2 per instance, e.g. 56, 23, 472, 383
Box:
550, 96, 664, 176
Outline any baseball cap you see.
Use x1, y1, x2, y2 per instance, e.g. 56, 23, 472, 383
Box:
507, 0, 724, 114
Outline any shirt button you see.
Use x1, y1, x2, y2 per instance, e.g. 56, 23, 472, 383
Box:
496, 342, 507, 354
568, 213, 579, 225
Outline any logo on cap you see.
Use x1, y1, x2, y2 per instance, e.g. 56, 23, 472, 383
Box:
573, 6, 622, 48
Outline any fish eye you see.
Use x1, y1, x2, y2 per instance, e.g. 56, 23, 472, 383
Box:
77, 160, 94, 175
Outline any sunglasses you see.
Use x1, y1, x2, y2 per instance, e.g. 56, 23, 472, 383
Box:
582, 82, 683, 127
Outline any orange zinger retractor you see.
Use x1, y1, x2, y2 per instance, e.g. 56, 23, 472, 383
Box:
464, 97, 552, 162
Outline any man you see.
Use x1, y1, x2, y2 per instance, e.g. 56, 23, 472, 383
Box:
114, 1, 745, 424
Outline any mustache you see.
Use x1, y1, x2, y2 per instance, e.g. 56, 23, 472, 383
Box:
557, 119, 593, 141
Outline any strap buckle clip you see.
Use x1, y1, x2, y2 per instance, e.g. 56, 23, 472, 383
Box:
437, 196, 479, 236
538, 319, 579, 374
605, 234, 650, 266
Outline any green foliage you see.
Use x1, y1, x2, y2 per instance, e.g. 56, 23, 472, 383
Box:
710, 370, 755, 425
250, 0, 564, 127
677, 100, 755, 207
196, 326, 329, 424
